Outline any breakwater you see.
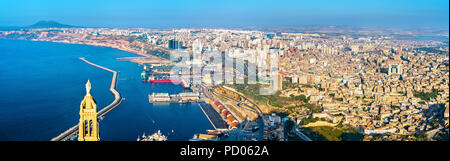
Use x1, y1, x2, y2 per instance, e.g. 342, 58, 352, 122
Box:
50, 58, 123, 141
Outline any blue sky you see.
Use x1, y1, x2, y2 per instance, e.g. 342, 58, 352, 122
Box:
0, 0, 448, 28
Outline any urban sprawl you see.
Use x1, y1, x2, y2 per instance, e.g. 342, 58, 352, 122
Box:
1, 26, 449, 141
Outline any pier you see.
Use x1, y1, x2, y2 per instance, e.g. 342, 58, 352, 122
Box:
148, 92, 200, 103
198, 103, 229, 130
50, 58, 124, 141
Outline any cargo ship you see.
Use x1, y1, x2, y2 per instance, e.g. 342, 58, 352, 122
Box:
149, 77, 190, 89
141, 65, 190, 88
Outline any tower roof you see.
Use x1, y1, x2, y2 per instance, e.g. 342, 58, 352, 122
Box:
86, 79, 92, 96
81, 79, 97, 110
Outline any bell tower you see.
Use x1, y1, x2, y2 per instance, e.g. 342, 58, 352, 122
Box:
78, 80, 100, 141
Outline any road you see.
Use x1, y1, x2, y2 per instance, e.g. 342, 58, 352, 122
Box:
426, 127, 443, 140
293, 123, 312, 141
203, 85, 314, 141
221, 86, 264, 114
218, 86, 265, 141
200, 84, 265, 141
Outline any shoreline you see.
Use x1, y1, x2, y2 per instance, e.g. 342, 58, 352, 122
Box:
50, 39, 173, 64
0, 38, 169, 65
0, 38, 212, 141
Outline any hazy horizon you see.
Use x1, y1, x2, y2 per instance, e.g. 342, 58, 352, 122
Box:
0, 0, 448, 29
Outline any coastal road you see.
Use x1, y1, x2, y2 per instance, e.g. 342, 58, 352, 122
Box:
208, 87, 258, 114
221, 86, 263, 114
426, 127, 443, 140
218, 85, 313, 141
218, 86, 265, 141
294, 123, 312, 141
201, 84, 264, 140
200, 84, 214, 100
290, 114, 313, 141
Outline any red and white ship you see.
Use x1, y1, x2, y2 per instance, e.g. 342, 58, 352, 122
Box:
141, 65, 190, 88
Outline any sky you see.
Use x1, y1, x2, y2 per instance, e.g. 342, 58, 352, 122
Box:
0, 0, 448, 28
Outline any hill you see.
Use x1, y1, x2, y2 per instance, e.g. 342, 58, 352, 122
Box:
27, 21, 80, 28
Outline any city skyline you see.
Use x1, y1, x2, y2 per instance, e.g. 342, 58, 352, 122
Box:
0, 0, 449, 29
0, 1, 449, 160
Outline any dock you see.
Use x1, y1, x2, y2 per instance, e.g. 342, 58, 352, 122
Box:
198, 103, 229, 130
50, 58, 124, 141
148, 92, 201, 103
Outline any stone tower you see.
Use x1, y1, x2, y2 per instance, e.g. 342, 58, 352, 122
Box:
78, 80, 100, 141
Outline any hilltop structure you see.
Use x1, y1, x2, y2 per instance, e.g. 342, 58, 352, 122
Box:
78, 80, 100, 141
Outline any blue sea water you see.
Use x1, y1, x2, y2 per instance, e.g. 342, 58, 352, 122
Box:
0, 39, 213, 141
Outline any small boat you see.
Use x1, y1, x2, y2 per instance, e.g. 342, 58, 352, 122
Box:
137, 130, 167, 141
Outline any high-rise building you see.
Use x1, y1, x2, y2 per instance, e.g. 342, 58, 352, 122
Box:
168, 39, 182, 50
388, 64, 403, 75
78, 80, 100, 141
278, 73, 283, 91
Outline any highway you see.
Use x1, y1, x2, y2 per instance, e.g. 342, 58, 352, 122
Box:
203, 85, 313, 141
216, 85, 265, 141
293, 113, 312, 120
221, 86, 264, 114
293, 123, 312, 141
223, 86, 312, 141
426, 127, 443, 140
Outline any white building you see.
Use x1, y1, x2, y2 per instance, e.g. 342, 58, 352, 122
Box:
360, 125, 397, 135
444, 103, 449, 118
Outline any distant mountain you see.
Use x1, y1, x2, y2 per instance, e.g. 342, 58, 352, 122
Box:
27, 21, 80, 28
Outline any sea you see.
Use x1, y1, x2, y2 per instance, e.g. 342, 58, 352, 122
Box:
0, 39, 213, 141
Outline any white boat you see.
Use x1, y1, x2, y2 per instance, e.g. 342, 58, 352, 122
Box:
137, 130, 168, 141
